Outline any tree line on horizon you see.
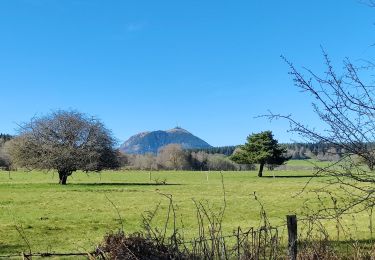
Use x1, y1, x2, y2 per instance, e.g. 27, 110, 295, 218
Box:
0, 128, 347, 174
1, 129, 346, 173
0, 133, 12, 170
188, 142, 345, 161
120, 144, 255, 171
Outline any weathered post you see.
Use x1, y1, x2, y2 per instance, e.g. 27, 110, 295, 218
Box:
287, 215, 297, 260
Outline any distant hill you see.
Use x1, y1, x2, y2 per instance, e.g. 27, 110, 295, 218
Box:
120, 127, 212, 154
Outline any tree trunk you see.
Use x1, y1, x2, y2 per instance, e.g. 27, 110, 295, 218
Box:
58, 171, 68, 185
258, 163, 264, 177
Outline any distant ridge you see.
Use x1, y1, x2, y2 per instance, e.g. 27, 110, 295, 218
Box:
120, 127, 212, 154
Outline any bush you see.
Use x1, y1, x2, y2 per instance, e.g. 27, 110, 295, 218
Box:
97, 232, 190, 260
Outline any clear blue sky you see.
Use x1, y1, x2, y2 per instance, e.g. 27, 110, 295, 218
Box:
1, 0, 374, 146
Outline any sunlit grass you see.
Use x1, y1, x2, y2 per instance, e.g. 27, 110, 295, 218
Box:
0, 161, 373, 254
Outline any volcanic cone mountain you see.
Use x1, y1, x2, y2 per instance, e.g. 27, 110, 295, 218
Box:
120, 127, 212, 154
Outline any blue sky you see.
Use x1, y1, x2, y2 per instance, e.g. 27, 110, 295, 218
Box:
0, 0, 375, 146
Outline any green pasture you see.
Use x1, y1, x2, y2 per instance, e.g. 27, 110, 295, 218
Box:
0, 160, 373, 255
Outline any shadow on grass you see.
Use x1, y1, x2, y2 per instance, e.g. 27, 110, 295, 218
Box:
69, 182, 182, 186
262, 175, 323, 178
0, 243, 25, 255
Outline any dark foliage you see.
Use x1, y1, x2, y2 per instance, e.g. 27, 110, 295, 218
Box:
0, 133, 13, 142
231, 131, 289, 177
187, 146, 237, 156
0, 133, 13, 170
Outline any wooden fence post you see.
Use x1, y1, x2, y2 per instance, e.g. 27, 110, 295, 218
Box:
287, 215, 297, 260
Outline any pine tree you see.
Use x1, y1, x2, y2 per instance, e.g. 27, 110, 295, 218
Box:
230, 131, 289, 177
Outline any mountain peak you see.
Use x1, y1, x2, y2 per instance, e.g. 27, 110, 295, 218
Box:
120, 128, 212, 154
166, 127, 190, 133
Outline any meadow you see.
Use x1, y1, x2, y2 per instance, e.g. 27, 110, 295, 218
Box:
0, 160, 373, 255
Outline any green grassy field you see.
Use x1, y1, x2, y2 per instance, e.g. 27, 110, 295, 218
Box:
0, 161, 373, 255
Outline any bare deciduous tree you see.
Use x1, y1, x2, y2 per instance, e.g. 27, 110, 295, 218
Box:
8, 110, 118, 184
129, 153, 158, 170
267, 50, 375, 214
157, 144, 189, 170
190, 151, 209, 170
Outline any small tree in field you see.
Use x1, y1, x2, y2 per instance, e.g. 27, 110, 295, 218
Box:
9, 110, 118, 184
230, 131, 289, 177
